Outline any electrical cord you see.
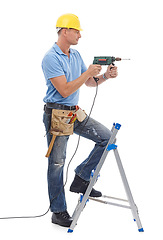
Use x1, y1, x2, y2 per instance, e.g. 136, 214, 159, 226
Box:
0, 80, 99, 221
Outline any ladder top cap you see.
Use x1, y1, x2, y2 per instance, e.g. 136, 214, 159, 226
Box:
115, 123, 121, 130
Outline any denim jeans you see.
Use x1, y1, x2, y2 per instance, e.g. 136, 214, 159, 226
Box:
43, 110, 112, 213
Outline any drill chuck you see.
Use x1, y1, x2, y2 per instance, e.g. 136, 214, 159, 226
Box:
115, 57, 121, 61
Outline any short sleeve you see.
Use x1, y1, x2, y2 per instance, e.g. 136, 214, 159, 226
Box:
81, 58, 87, 74
42, 54, 64, 80
75, 51, 87, 74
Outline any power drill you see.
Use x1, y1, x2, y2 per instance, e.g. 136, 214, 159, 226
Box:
93, 56, 130, 65
93, 56, 130, 82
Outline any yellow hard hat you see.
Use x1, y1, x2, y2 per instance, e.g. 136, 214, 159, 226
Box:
56, 14, 83, 31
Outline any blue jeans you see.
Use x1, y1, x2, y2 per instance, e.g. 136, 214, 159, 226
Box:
43, 111, 112, 213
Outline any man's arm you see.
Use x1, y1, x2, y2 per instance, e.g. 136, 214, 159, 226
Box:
50, 64, 102, 98
85, 64, 118, 87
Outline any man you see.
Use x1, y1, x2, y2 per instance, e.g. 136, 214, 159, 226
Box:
42, 13, 118, 228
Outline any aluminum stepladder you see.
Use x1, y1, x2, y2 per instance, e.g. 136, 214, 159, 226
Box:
68, 123, 144, 233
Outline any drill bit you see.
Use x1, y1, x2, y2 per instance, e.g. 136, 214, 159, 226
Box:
115, 57, 130, 61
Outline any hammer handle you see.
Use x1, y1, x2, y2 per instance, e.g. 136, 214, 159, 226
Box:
45, 135, 56, 158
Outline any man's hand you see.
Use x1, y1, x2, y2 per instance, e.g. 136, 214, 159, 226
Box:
87, 64, 102, 77
105, 64, 118, 79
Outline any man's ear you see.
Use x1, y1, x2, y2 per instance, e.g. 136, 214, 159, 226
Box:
62, 28, 68, 36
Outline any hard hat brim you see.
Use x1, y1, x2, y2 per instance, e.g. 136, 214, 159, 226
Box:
56, 26, 83, 31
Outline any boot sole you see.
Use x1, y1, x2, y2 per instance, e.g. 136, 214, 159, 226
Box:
52, 218, 72, 227
70, 188, 102, 198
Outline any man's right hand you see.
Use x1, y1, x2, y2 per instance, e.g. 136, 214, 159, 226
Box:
87, 64, 102, 77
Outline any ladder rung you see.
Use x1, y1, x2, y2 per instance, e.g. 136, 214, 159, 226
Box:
88, 196, 131, 209
102, 195, 128, 202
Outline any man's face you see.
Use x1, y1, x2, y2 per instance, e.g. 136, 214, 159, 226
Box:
66, 28, 81, 45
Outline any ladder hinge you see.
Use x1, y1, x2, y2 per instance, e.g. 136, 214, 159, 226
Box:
106, 144, 117, 151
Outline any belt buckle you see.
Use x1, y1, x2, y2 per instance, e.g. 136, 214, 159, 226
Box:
70, 105, 76, 110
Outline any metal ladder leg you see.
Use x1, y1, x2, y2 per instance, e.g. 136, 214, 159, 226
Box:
113, 148, 144, 232
68, 123, 121, 233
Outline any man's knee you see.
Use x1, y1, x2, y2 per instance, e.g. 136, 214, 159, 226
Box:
100, 133, 116, 147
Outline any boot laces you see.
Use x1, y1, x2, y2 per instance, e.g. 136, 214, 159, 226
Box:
59, 211, 70, 219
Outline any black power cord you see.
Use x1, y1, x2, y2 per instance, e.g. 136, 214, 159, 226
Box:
0, 79, 99, 220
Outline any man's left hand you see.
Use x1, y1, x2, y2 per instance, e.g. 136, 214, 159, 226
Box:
105, 64, 118, 79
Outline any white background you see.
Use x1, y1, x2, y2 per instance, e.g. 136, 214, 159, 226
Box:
0, 0, 163, 239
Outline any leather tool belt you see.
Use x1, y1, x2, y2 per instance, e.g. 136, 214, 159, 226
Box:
44, 104, 87, 157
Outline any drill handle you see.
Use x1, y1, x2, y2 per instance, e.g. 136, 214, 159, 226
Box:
93, 77, 99, 83
109, 62, 115, 69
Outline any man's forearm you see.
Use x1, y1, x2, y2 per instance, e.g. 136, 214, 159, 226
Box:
62, 65, 102, 96
85, 74, 106, 87
63, 71, 91, 97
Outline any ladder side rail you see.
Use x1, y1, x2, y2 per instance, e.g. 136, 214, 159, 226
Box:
71, 199, 82, 219
113, 148, 143, 230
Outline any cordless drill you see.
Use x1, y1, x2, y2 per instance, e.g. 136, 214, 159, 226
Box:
93, 56, 130, 82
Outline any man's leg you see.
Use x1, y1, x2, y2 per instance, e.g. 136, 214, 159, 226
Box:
47, 135, 69, 213
70, 116, 112, 196
43, 111, 72, 227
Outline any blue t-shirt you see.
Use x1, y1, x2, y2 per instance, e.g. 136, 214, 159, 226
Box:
42, 43, 87, 106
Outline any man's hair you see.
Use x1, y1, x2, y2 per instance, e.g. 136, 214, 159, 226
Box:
56, 27, 62, 35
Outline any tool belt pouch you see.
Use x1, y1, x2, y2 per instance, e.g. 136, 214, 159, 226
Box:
45, 109, 75, 158
45, 108, 87, 158
50, 109, 74, 135
75, 108, 87, 122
